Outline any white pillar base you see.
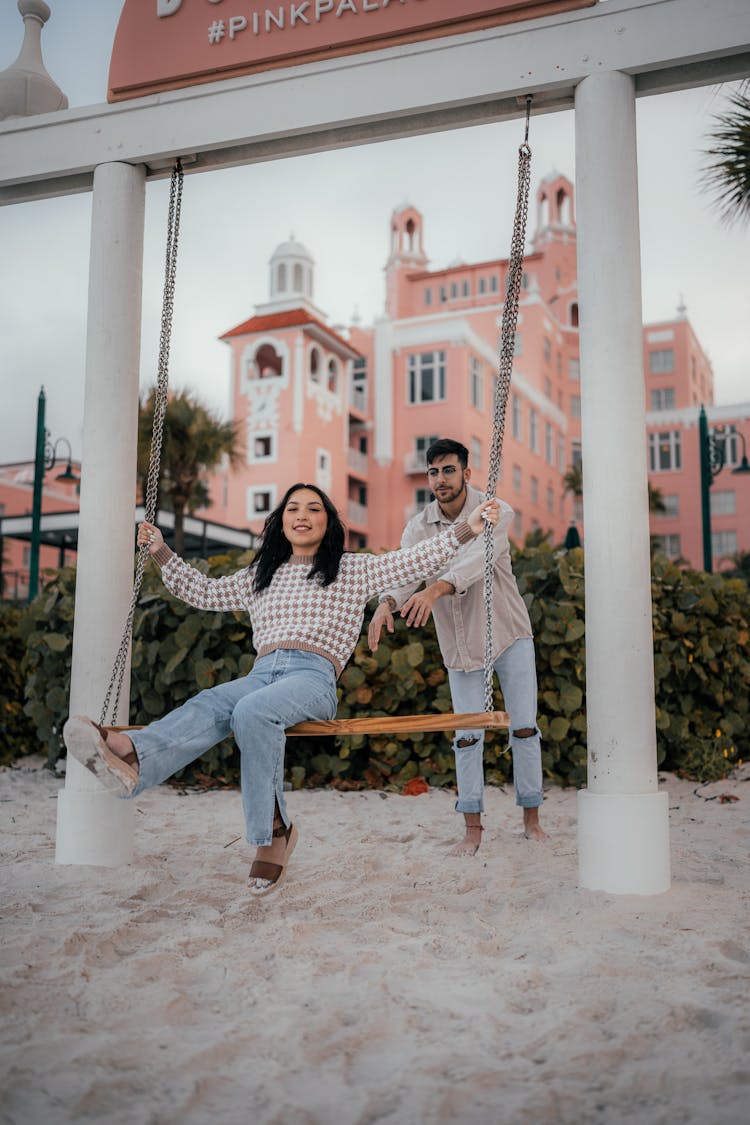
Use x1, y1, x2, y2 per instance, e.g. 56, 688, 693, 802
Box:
577, 790, 670, 895
55, 786, 135, 867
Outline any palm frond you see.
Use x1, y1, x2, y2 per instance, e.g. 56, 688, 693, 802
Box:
700, 87, 750, 227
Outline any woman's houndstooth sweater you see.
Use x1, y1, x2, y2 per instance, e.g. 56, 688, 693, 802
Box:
152, 520, 475, 677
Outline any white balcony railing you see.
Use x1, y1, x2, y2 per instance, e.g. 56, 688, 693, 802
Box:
347, 501, 368, 526
347, 447, 368, 475
404, 451, 428, 475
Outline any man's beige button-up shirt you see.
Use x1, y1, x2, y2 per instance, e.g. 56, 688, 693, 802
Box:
380, 484, 533, 673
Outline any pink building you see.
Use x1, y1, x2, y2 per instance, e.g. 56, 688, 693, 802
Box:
203, 171, 749, 569
2, 174, 748, 597
0, 462, 80, 601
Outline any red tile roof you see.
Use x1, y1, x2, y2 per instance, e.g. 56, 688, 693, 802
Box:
220, 308, 360, 356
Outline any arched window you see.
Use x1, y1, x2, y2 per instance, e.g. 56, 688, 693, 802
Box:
293, 263, 303, 291
327, 358, 339, 394
405, 217, 416, 251
570, 302, 579, 328
277, 263, 287, 293
310, 346, 321, 383
255, 343, 283, 379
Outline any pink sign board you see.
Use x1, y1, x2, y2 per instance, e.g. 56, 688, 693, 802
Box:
108, 0, 596, 102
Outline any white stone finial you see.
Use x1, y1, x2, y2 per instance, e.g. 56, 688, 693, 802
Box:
0, 0, 69, 121
677, 293, 687, 319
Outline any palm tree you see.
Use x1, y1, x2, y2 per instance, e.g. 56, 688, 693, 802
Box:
564, 460, 666, 513
701, 83, 750, 226
138, 388, 243, 555
722, 550, 750, 586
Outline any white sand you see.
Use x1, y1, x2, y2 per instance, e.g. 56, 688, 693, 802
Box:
1, 758, 748, 1125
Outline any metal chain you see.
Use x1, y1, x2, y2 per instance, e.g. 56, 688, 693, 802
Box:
483, 107, 532, 713
100, 160, 184, 726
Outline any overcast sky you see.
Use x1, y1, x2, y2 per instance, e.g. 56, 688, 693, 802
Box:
0, 0, 747, 465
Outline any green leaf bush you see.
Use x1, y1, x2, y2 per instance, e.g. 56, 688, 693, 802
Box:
7, 546, 749, 787
0, 603, 38, 765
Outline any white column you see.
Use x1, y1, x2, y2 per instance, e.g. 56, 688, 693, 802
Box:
574, 72, 670, 895
56, 161, 146, 867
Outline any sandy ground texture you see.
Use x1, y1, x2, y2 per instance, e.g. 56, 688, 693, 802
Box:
1, 757, 749, 1125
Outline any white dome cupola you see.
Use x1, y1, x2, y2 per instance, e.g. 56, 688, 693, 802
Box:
268, 236, 314, 303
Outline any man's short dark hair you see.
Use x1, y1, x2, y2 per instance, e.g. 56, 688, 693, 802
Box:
426, 439, 469, 469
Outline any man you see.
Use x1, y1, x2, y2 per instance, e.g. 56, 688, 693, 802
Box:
368, 438, 546, 854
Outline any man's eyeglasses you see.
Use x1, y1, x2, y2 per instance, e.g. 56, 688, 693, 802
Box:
427, 465, 459, 478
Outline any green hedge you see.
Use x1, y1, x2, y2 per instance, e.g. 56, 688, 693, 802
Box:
0, 603, 38, 765
8, 545, 750, 786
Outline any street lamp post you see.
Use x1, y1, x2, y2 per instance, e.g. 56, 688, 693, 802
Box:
698, 404, 750, 573
28, 386, 78, 601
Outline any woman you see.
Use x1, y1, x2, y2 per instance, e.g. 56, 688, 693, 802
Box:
65, 483, 499, 897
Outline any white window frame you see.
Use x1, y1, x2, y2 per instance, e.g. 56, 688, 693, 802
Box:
408, 351, 447, 405
248, 430, 277, 464
529, 407, 539, 453
649, 348, 675, 374
470, 356, 483, 410
710, 490, 736, 517
649, 430, 682, 472
247, 485, 276, 519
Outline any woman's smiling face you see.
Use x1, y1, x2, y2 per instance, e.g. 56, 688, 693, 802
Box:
282, 488, 328, 555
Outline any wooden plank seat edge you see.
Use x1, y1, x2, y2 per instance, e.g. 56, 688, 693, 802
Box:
106, 711, 510, 737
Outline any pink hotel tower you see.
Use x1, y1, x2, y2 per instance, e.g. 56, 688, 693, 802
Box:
207, 172, 749, 567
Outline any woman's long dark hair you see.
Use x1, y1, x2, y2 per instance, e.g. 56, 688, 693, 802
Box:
252, 483, 345, 592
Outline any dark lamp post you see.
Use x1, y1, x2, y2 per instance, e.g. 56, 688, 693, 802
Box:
698, 405, 750, 573
28, 386, 80, 601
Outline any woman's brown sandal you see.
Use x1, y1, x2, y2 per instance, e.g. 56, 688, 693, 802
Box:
248, 821, 299, 898
63, 716, 139, 796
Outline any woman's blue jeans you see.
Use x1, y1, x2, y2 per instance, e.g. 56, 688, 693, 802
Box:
127, 650, 338, 846
447, 637, 543, 814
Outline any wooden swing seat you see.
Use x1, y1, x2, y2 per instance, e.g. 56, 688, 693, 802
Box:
108, 711, 509, 738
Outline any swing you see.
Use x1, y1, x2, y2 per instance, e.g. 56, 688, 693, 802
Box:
98, 100, 533, 741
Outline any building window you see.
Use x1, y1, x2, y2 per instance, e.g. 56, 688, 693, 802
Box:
543, 337, 551, 364
351, 357, 367, 411
710, 490, 736, 516
277, 263, 287, 292
254, 343, 283, 378
479, 277, 486, 295
556, 353, 562, 377
327, 358, 339, 394
490, 275, 499, 293
408, 351, 446, 404
439, 286, 447, 303
247, 487, 275, 518
546, 485, 554, 513
358, 484, 368, 507
722, 428, 744, 467
558, 434, 566, 472
649, 431, 682, 472
570, 302, 579, 327
657, 494, 680, 518
450, 281, 458, 299
513, 510, 522, 539
530, 475, 539, 504
573, 496, 583, 522
570, 395, 581, 419
650, 388, 675, 411
513, 333, 522, 357
712, 530, 738, 558
529, 407, 539, 453
512, 394, 522, 440
317, 449, 332, 492
470, 357, 483, 410
653, 534, 681, 558
414, 434, 440, 464
471, 436, 482, 471
545, 422, 554, 465
522, 272, 529, 289
571, 441, 582, 469
544, 376, 552, 399
415, 487, 432, 509
424, 288, 432, 306
569, 357, 580, 381
513, 464, 522, 492
250, 432, 276, 463
462, 280, 470, 297
310, 347, 323, 383
649, 349, 674, 374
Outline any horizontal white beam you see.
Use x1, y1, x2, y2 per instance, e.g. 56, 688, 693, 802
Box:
1, 0, 748, 205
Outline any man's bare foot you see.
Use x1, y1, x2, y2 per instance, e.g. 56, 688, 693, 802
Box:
450, 814, 483, 856
523, 807, 549, 841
